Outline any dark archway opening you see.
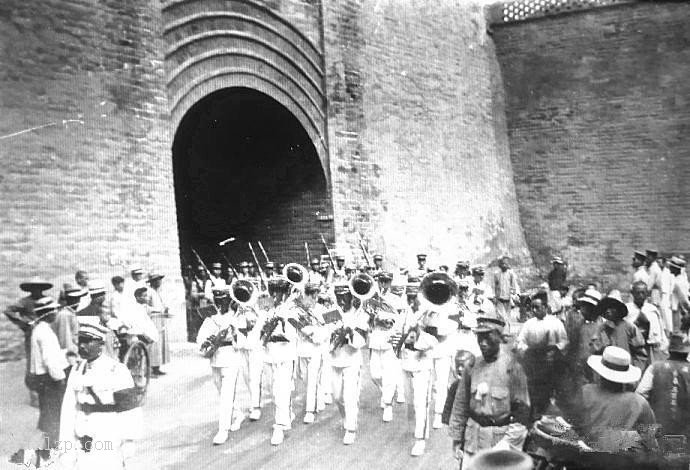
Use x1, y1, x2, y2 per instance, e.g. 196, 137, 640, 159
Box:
172, 88, 333, 338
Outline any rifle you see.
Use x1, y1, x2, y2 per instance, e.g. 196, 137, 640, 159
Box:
221, 254, 239, 279
191, 248, 219, 286
320, 233, 336, 271
248, 242, 268, 290
305, 242, 311, 266
357, 233, 372, 267
257, 241, 270, 264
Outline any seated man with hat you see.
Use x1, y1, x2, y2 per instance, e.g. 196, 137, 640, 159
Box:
636, 333, 690, 444
58, 322, 141, 469
449, 313, 530, 468
575, 346, 656, 454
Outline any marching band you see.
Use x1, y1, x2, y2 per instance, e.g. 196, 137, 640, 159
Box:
191, 242, 482, 457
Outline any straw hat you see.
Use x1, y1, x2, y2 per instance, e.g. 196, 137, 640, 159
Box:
587, 346, 641, 384
596, 290, 628, 319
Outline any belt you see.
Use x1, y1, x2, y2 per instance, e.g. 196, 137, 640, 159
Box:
219, 341, 234, 347
468, 411, 512, 428
80, 403, 119, 414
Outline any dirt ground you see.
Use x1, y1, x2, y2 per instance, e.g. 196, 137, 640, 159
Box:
1, 343, 458, 470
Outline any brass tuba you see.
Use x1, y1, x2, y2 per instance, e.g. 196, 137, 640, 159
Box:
229, 279, 257, 307
349, 272, 378, 301
419, 272, 458, 310
282, 262, 309, 291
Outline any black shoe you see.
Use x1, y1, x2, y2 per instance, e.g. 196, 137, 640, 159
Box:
151, 368, 166, 376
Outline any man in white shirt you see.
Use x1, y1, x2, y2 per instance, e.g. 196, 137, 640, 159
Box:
122, 266, 146, 308
669, 256, 690, 332
632, 251, 650, 287
105, 276, 125, 319
626, 281, 667, 363
30, 297, 68, 447
645, 249, 663, 307
515, 292, 568, 418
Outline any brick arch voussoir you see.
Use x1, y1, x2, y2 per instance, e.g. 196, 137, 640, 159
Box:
171, 74, 329, 185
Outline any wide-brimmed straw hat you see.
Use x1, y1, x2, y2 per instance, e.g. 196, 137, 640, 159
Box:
587, 346, 641, 384
20, 277, 53, 292
577, 287, 602, 306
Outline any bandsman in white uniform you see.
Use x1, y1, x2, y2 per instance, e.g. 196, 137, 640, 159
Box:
291, 284, 327, 424
262, 274, 301, 446
368, 272, 405, 421
329, 294, 370, 445
58, 322, 142, 470
196, 287, 245, 445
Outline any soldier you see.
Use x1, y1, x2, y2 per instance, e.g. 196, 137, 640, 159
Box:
238, 261, 251, 280
247, 262, 262, 290
632, 251, 650, 286
329, 289, 370, 445
58, 322, 142, 469
210, 262, 225, 286
147, 273, 171, 377
238, 291, 271, 422
308, 257, 325, 287
409, 253, 430, 280
372, 254, 384, 278
329, 255, 348, 285
368, 272, 404, 422
264, 262, 278, 281
197, 287, 245, 444
292, 284, 327, 424
263, 275, 302, 445
454, 261, 471, 284
449, 315, 530, 467
399, 305, 438, 456
669, 256, 689, 332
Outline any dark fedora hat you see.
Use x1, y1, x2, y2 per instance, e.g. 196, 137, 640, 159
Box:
595, 290, 628, 319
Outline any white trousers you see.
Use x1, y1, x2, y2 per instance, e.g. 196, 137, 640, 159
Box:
332, 364, 362, 432
319, 350, 332, 400
404, 368, 433, 439
240, 349, 263, 410
432, 355, 452, 414
296, 355, 324, 413
212, 365, 242, 431
270, 360, 295, 430
369, 349, 399, 406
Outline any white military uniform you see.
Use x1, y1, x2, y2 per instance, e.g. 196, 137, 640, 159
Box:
330, 307, 369, 433
295, 304, 328, 417
58, 355, 138, 470
368, 300, 404, 410
264, 302, 299, 433
234, 305, 265, 413
399, 309, 438, 441
196, 311, 243, 432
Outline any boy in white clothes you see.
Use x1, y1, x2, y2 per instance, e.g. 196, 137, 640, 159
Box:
196, 288, 245, 445
329, 296, 370, 445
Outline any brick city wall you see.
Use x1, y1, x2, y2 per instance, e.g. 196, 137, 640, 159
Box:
0, 0, 183, 359
323, 0, 533, 273
492, 1, 690, 290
